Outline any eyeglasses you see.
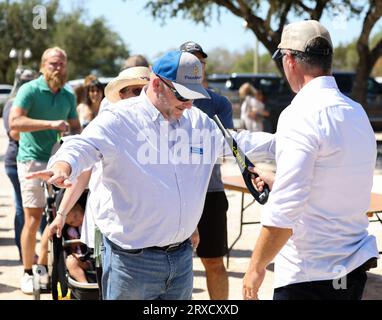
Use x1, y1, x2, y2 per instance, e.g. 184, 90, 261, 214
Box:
119, 86, 143, 96
272, 49, 287, 60
156, 74, 190, 102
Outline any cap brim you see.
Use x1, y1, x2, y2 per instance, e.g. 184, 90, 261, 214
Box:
173, 82, 210, 100
191, 50, 208, 58
105, 78, 148, 103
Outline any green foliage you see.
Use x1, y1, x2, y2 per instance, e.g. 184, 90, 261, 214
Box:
205, 48, 236, 74
0, 0, 129, 83
53, 15, 129, 78
0, 0, 59, 83
232, 50, 255, 73
371, 30, 382, 76
206, 47, 280, 75
143, 0, 382, 89
333, 41, 358, 72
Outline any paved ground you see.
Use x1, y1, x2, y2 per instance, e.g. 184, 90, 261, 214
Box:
1, 120, 382, 300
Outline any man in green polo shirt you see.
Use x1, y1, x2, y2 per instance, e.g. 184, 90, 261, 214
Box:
9, 46, 81, 294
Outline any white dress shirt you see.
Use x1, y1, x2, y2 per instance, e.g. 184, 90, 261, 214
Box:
49, 89, 275, 249
79, 163, 101, 249
260, 76, 378, 288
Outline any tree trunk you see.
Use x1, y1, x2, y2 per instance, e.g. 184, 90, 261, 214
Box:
352, 42, 372, 107
351, 1, 382, 108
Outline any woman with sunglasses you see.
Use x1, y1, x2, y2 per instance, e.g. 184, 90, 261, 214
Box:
47, 67, 150, 298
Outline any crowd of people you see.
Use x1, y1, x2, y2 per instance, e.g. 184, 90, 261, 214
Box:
1, 19, 379, 301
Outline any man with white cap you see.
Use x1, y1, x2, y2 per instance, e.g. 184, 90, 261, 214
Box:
27, 50, 228, 300
243, 20, 378, 300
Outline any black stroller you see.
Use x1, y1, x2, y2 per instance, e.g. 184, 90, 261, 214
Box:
34, 184, 100, 300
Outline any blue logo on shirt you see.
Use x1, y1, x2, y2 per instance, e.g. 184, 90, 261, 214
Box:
190, 146, 203, 155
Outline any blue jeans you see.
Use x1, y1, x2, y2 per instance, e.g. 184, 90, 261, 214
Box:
5, 165, 24, 258
102, 237, 193, 300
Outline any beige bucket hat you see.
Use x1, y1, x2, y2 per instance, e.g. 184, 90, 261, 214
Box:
105, 66, 150, 103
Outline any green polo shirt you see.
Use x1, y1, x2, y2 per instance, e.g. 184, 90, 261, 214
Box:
14, 75, 78, 162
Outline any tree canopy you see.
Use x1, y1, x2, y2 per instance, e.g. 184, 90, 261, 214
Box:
143, 0, 382, 106
0, 0, 129, 83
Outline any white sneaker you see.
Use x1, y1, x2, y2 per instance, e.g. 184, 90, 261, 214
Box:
20, 273, 33, 294
33, 265, 49, 291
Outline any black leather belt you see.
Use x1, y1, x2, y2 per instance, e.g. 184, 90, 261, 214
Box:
149, 239, 189, 252
357, 257, 378, 272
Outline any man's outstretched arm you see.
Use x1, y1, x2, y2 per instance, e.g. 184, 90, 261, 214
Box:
26, 161, 73, 188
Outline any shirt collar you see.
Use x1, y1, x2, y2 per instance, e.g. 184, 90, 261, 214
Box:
37, 75, 51, 92
291, 76, 338, 105
37, 75, 64, 94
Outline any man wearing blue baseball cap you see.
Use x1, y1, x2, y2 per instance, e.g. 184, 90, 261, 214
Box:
27, 49, 274, 300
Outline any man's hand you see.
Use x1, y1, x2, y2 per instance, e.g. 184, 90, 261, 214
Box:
242, 267, 266, 300
50, 120, 69, 132
49, 214, 65, 239
191, 228, 200, 250
26, 161, 72, 188
248, 167, 275, 191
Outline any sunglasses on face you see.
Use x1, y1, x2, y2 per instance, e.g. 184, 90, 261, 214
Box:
119, 86, 143, 96
156, 75, 190, 102
272, 49, 287, 60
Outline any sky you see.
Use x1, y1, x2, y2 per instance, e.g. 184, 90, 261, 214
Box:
61, 0, 381, 63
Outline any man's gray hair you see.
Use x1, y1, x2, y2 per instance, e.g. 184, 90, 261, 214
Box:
289, 38, 333, 73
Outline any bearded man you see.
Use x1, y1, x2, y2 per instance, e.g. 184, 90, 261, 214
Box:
9, 46, 80, 294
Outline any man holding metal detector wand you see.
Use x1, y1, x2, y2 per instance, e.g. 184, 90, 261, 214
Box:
241, 20, 378, 300
26, 50, 274, 300
213, 115, 269, 204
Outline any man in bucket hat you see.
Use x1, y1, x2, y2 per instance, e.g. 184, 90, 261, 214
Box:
243, 20, 378, 300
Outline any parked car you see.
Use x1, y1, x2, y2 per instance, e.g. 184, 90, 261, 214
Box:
208, 72, 382, 132
332, 71, 382, 132
0, 84, 13, 116
67, 77, 113, 89
207, 73, 294, 132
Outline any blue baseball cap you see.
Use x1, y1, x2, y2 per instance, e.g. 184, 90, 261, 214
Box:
152, 50, 210, 100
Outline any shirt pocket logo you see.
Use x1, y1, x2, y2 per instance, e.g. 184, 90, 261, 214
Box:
190, 146, 203, 155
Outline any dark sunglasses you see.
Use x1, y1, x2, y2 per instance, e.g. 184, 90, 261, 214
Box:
272, 49, 286, 60
119, 87, 143, 96
156, 74, 190, 102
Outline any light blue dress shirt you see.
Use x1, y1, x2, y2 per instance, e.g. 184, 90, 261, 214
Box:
49, 90, 274, 249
